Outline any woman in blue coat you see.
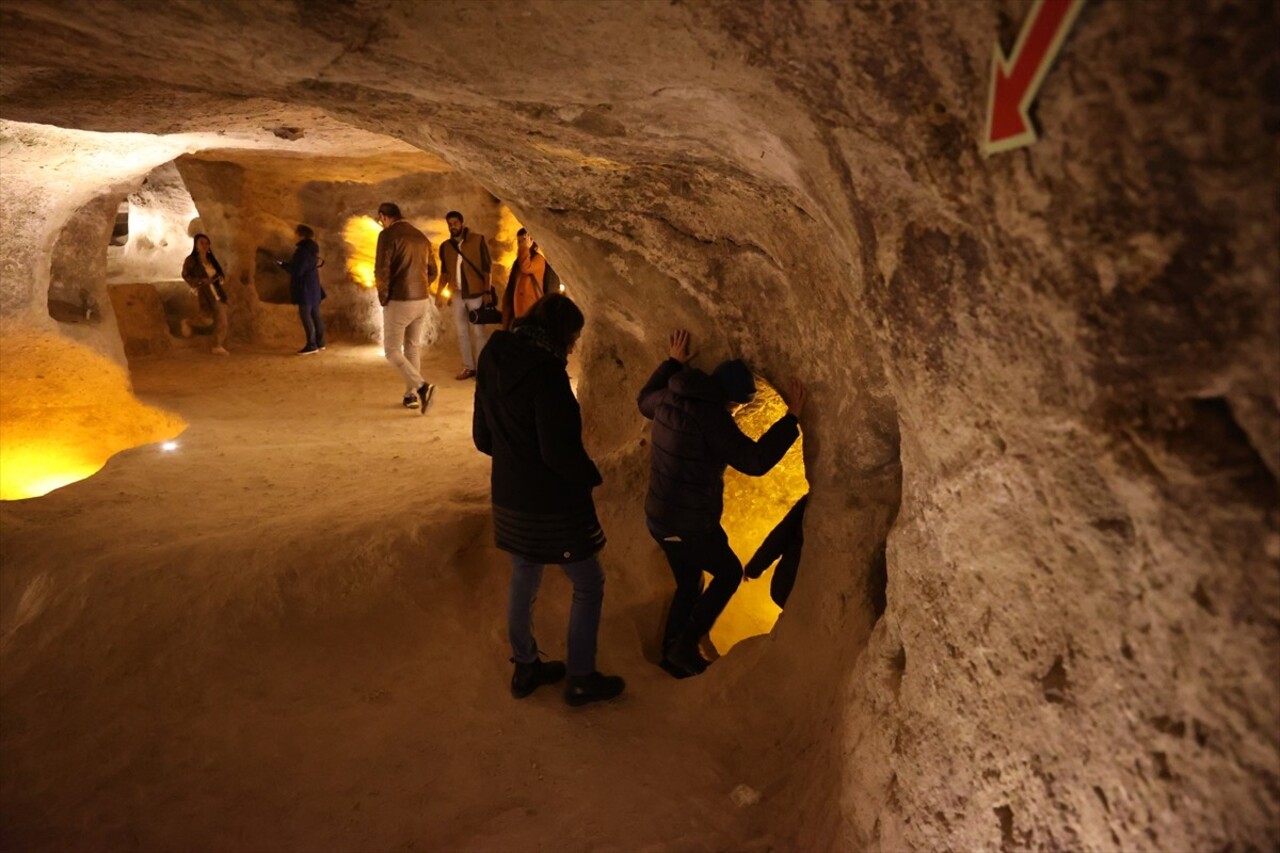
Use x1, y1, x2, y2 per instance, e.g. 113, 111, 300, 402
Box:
278, 224, 326, 354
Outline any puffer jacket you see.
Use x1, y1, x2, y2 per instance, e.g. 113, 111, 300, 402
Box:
281, 238, 324, 306
638, 358, 799, 533
473, 328, 605, 563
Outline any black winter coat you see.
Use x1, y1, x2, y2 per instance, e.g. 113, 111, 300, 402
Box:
473, 329, 605, 563
281, 238, 325, 306
638, 358, 799, 533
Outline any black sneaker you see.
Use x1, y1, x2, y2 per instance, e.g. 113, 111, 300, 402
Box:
564, 671, 626, 707
297, 345, 319, 355
665, 640, 709, 676
402, 394, 418, 409
417, 382, 435, 415
511, 658, 567, 699
658, 658, 696, 679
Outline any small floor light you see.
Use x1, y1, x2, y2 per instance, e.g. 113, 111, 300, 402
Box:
161, 441, 178, 452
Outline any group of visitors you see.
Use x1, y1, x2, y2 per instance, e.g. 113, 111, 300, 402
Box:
178, 205, 558, 391
473, 306, 804, 706
183, 200, 804, 709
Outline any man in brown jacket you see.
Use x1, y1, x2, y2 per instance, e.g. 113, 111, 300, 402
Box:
375, 202, 437, 413
438, 210, 494, 380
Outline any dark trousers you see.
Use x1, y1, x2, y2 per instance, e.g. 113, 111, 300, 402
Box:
508, 552, 605, 677
652, 524, 742, 653
298, 303, 325, 348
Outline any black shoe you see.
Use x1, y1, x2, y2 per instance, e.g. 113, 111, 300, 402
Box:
297, 345, 319, 355
417, 382, 435, 415
511, 658, 566, 699
564, 671, 626, 707
659, 658, 696, 679
666, 640, 709, 676
402, 394, 418, 409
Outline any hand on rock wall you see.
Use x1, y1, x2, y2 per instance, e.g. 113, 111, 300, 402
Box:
782, 380, 806, 419
669, 329, 694, 364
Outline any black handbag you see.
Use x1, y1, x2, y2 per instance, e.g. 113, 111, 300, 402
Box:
468, 287, 503, 325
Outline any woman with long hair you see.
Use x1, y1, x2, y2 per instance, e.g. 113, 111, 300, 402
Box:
180, 233, 230, 354
473, 293, 625, 707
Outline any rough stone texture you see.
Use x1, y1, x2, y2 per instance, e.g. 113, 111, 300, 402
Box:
107, 283, 171, 359
46, 191, 128, 364
105, 160, 199, 287
0, 0, 1276, 850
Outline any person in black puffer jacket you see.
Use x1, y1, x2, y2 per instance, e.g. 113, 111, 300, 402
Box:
473, 293, 626, 707
638, 329, 806, 677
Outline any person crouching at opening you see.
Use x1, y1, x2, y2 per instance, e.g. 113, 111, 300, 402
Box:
473, 293, 626, 707
501, 227, 547, 330
180, 233, 231, 355
277, 224, 326, 355
638, 329, 806, 677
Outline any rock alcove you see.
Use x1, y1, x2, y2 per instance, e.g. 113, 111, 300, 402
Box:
0, 1, 1276, 850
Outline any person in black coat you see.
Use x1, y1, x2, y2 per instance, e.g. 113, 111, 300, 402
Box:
277, 224, 326, 354
473, 293, 625, 707
743, 493, 809, 608
638, 329, 806, 677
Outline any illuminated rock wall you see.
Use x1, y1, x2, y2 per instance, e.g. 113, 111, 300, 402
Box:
0, 327, 184, 500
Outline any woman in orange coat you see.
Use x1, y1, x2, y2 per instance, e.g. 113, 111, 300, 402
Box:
503, 228, 547, 330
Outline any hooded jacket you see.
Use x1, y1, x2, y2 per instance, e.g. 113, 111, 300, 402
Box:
638, 358, 799, 533
473, 328, 605, 563
281, 238, 324, 306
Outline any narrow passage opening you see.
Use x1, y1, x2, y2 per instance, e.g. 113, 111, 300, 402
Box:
711, 374, 810, 655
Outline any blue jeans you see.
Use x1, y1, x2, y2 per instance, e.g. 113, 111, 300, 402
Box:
508, 552, 604, 677
298, 303, 325, 348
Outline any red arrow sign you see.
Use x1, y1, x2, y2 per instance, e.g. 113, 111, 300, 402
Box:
983, 0, 1086, 156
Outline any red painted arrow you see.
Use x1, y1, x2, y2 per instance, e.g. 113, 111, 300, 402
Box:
983, 0, 1085, 156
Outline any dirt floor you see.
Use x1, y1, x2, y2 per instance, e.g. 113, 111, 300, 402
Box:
0, 337, 783, 852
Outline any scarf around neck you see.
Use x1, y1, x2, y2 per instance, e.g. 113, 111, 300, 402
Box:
515, 323, 567, 363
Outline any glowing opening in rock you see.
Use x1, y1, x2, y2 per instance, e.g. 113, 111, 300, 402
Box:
343, 215, 454, 292
711, 375, 809, 654
495, 204, 522, 273
0, 329, 186, 501
342, 215, 381, 288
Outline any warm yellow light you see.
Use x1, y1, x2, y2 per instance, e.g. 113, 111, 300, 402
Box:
494, 204, 522, 276
342, 215, 381, 288
441, 285, 451, 299
0, 327, 186, 500
711, 377, 809, 654
1, 446, 105, 499
345, 215, 454, 294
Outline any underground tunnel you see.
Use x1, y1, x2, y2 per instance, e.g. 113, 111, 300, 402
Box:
0, 0, 1276, 850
